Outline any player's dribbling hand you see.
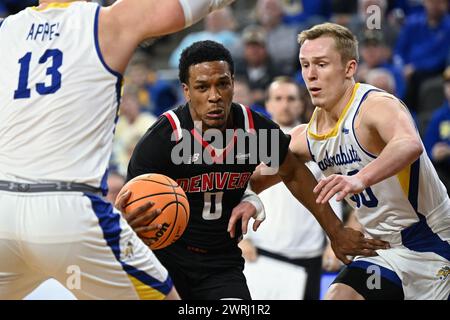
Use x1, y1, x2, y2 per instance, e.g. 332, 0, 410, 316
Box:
115, 189, 163, 245
227, 202, 262, 239
330, 226, 390, 264
314, 174, 366, 204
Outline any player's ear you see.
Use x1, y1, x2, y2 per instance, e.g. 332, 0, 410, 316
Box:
345, 59, 357, 79
182, 83, 191, 102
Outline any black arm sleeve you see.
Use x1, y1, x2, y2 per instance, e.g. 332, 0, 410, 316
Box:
126, 116, 174, 182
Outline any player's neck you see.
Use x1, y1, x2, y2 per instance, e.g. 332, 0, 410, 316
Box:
322, 81, 356, 122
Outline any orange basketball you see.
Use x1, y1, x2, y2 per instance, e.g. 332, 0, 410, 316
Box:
121, 173, 190, 250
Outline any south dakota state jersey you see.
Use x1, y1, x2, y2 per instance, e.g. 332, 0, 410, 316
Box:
307, 83, 450, 252
127, 103, 290, 252
0, 2, 121, 190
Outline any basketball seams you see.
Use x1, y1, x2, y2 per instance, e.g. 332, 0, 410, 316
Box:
133, 178, 178, 188
163, 175, 190, 232
124, 192, 188, 208
164, 175, 180, 250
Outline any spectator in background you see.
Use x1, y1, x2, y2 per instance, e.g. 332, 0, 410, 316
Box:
169, 7, 239, 68
113, 85, 157, 176
395, 0, 450, 111
240, 77, 343, 300
235, 25, 281, 106
253, 0, 299, 75
331, 0, 358, 26
0, 3, 7, 17
126, 53, 179, 116
390, 0, 426, 16
281, 0, 332, 27
365, 68, 397, 94
233, 77, 271, 118
348, 0, 401, 49
424, 66, 450, 196
357, 31, 405, 98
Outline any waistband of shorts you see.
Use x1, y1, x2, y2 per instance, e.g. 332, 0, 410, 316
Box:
0, 180, 102, 195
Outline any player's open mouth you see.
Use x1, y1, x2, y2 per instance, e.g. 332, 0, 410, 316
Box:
206, 109, 224, 119
310, 87, 321, 95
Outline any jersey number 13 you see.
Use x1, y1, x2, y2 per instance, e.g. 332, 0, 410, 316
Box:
14, 49, 63, 99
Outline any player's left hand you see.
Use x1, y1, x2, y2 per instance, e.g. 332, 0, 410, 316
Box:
227, 202, 263, 238
314, 174, 366, 204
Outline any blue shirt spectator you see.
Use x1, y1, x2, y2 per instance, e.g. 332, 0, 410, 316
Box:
424, 100, 450, 165
169, 7, 238, 69
390, 0, 424, 16
281, 0, 332, 26
395, 10, 450, 72
424, 67, 450, 195
0, 4, 7, 17
147, 79, 180, 116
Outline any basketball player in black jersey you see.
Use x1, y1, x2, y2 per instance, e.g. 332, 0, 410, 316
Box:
118, 41, 389, 300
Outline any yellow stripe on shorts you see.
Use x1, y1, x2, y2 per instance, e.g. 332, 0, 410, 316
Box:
128, 275, 166, 300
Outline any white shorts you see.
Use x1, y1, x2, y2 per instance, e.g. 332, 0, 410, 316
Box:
0, 191, 173, 300
353, 246, 450, 300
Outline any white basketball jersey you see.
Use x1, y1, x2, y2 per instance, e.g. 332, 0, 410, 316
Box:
0, 2, 121, 190
307, 83, 450, 253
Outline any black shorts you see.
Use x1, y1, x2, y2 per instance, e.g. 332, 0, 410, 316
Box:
154, 242, 251, 300
332, 261, 404, 300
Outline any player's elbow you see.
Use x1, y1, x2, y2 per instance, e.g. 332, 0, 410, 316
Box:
408, 137, 423, 160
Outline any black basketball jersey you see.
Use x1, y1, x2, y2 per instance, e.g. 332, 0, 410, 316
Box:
127, 102, 290, 252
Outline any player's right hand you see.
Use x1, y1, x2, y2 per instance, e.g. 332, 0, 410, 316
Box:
329, 226, 390, 264
115, 189, 162, 245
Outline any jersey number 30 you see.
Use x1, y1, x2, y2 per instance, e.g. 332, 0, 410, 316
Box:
14, 49, 63, 99
348, 169, 379, 208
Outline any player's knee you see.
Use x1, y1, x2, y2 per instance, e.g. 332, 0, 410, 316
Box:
324, 283, 364, 300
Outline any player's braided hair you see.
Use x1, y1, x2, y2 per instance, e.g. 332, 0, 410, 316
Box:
178, 40, 234, 84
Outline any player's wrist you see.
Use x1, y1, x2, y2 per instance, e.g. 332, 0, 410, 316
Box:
355, 171, 370, 190
241, 189, 265, 221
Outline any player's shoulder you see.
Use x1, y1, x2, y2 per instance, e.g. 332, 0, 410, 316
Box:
235, 103, 280, 130
361, 90, 404, 113
290, 124, 308, 140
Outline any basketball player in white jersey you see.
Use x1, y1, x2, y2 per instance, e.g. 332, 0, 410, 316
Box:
252, 23, 450, 300
0, 0, 236, 300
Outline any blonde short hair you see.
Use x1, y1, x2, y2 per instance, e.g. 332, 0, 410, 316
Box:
298, 23, 359, 64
